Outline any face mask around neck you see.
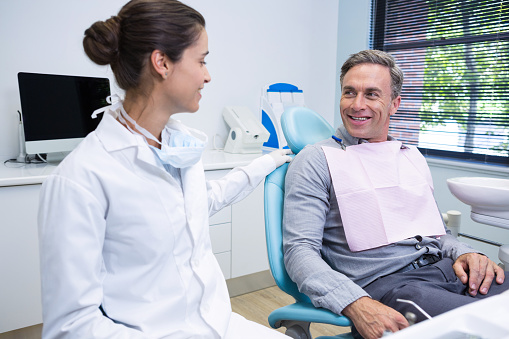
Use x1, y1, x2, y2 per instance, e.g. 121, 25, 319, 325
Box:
150, 127, 207, 168
92, 95, 207, 168
118, 104, 207, 169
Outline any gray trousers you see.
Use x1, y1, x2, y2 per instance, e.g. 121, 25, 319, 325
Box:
352, 258, 509, 338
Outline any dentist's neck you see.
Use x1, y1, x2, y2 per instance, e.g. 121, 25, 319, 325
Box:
122, 91, 172, 146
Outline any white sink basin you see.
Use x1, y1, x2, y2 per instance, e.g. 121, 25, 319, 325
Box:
447, 177, 509, 229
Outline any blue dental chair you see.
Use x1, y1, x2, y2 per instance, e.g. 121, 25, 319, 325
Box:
264, 106, 353, 339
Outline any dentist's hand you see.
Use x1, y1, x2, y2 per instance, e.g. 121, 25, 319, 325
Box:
269, 148, 292, 167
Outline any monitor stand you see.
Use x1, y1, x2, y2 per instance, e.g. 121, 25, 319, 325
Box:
45, 151, 70, 164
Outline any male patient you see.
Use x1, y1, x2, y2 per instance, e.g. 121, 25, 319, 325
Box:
283, 49, 509, 339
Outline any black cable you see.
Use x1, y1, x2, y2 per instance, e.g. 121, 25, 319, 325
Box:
3, 154, 45, 167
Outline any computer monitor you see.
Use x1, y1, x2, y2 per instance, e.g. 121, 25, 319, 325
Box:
17, 72, 111, 161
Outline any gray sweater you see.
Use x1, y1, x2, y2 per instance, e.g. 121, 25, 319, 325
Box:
282, 125, 477, 315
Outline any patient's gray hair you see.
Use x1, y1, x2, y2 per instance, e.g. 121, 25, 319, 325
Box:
340, 50, 404, 100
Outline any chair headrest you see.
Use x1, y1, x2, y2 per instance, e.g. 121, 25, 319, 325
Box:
281, 106, 335, 154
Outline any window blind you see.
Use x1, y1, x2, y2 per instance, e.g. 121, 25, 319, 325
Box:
372, 0, 509, 165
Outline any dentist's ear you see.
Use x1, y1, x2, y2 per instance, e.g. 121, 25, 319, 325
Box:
151, 50, 172, 80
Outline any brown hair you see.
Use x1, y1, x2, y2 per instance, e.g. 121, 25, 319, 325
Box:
340, 50, 404, 100
83, 0, 205, 91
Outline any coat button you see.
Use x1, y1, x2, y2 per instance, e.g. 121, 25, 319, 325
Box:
415, 244, 422, 250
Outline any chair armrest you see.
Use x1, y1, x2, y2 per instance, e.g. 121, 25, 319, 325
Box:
268, 302, 352, 329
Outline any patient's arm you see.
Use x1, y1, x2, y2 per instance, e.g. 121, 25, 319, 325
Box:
439, 231, 481, 261
283, 145, 368, 315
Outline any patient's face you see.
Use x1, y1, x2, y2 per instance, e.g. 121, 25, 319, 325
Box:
340, 63, 400, 143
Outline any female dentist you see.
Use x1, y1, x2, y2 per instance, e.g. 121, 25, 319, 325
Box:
37, 1, 291, 338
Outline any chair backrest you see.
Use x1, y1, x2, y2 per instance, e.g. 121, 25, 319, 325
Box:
265, 164, 310, 303
281, 106, 335, 155
264, 107, 334, 303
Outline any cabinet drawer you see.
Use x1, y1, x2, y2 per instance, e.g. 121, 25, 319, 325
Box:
209, 222, 231, 254
209, 205, 231, 225
214, 252, 231, 279
0, 184, 42, 332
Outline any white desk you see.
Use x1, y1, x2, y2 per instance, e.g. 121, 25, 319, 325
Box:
0, 150, 271, 333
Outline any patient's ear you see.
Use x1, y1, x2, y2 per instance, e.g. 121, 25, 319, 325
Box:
390, 96, 401, 115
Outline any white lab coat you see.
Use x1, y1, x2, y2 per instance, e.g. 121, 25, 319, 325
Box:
38, 110, 281, 339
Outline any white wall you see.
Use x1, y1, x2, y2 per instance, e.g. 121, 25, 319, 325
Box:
335, 0, 371, 128
0, 0, 339, 161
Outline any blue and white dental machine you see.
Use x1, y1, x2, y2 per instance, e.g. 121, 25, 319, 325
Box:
260, 83, 305, 150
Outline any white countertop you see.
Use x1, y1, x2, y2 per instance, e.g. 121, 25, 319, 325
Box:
0, 150, 264, 187
201, 150, 265, 171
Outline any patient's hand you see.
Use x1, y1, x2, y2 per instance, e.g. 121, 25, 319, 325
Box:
342, 297, 408, 339
453, 253, 505, 296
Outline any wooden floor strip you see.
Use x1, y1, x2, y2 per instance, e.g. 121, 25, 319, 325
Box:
230, 286, 351, 337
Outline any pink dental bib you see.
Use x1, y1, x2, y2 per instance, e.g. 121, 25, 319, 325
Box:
322, 141, 445, 252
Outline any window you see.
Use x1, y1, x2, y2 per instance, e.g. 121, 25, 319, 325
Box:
372, 0, 509, 165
